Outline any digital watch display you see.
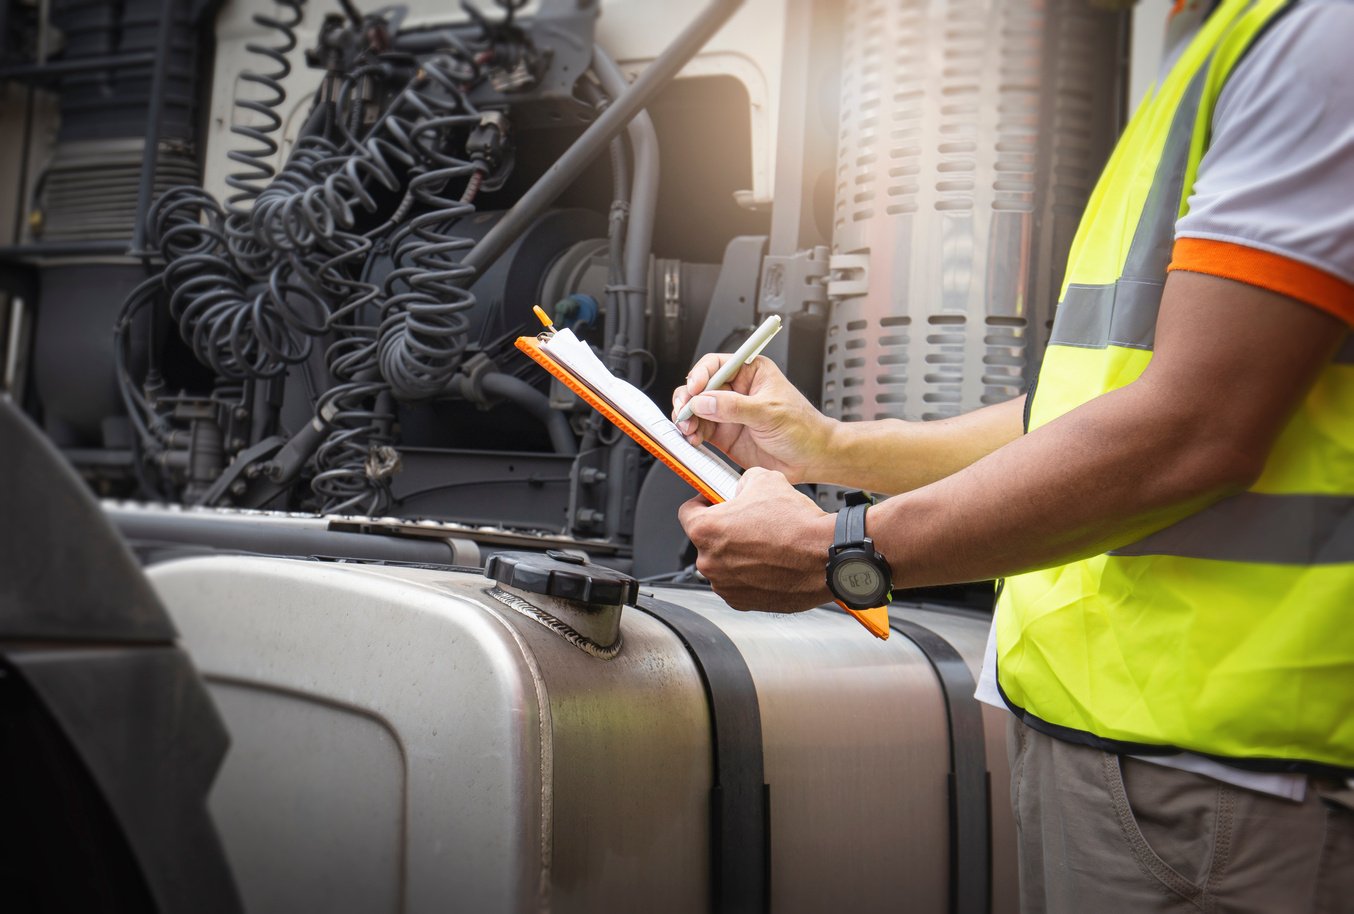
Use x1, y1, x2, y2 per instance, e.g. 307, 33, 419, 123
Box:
825, 497, 894, 610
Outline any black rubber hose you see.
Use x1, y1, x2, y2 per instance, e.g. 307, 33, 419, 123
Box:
480, 372, 578, 456
592, 48, 659, 385
578, 75, 632, 371
604, 134, 631, 371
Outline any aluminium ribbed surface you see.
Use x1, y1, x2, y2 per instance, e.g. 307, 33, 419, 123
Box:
35, 140, 200, 242
824, 0, 1123, 422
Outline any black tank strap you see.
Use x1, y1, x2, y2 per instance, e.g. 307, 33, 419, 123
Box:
636, 596, 770, 913
889, 614, 992, 914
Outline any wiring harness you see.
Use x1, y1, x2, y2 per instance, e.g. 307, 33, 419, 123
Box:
118, 0, 524, 513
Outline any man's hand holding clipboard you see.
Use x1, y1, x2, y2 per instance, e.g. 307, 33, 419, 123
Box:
517, 306, 890, 640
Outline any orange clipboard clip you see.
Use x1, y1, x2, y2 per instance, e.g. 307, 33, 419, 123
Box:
517, 313, 889, 641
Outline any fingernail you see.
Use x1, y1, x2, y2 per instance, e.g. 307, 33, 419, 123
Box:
690, 395, 716, 417
676, 419, 691, 433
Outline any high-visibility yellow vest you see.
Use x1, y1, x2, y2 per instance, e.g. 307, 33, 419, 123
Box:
996, 0, 1354, 774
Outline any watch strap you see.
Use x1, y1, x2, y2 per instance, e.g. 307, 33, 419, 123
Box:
834, 500, 851, 547
843, 489, 874, 508
834, 501, 869, 551
848, 501, 868, 545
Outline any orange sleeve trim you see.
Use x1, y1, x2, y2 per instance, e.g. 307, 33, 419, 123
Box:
1168, 237, 1354, 327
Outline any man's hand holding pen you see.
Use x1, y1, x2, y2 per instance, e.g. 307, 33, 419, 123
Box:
672, 351, 839, 613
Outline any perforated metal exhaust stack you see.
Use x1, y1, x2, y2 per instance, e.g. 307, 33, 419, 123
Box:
824, 0, 1126, 422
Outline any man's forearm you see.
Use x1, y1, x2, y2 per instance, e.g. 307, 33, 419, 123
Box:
807, 395, 1026, 495
681, 274, 1347, 615
860, 273, 1348, 589
864, 377, 1258, 589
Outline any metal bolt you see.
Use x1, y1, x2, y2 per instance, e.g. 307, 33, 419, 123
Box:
579, 467, 608, 485
575, 508, 604, 527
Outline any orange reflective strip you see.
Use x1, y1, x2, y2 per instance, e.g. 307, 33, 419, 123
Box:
1169, 237, 1354, 327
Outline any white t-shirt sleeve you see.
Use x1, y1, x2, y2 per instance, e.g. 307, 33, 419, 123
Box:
1175, 0, 1354, 290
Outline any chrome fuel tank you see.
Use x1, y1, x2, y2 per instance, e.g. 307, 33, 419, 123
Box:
148, 555, 1016, 913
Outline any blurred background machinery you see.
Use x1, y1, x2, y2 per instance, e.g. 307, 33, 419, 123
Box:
0, 0, 1130, 575
0, 0, 1167, 910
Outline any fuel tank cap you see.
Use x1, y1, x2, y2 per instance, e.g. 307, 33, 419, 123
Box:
484, 551, 639, 607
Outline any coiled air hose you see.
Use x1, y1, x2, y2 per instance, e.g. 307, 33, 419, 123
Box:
225, 0, 304, 216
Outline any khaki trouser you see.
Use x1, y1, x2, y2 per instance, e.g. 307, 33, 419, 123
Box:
1008, 718, 1354, 913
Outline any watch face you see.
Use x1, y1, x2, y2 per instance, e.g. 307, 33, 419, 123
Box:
833, 557, 885, 603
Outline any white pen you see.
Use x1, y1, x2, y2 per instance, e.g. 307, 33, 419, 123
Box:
675, 314, 783, 423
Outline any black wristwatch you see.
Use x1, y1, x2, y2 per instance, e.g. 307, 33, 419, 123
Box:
825, 494, 894, 610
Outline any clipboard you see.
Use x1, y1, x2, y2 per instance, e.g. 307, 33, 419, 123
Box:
516, 328, 890, 641
516, 333, 731, 504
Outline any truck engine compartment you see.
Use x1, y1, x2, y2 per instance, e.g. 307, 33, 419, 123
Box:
0, 0, 1125, 579
9, 0, 788, 577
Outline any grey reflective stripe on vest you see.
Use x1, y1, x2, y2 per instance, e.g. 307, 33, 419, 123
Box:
1112, 493, 1354, 564
1047, 67, 1210, 352
1050, 282, 1162, 350
1042, 29, 1353, 569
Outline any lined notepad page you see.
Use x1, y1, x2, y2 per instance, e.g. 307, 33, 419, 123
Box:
543, 329, 741, 502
